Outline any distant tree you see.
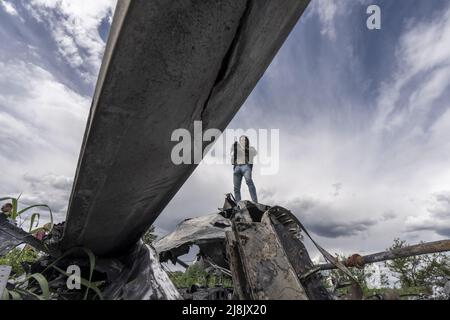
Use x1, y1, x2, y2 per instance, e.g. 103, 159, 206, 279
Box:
385, 238, 450, 289
168, 263, 233, 289
379, 270, 390, 287
416, 251, 450, 287
325, 238, 450, 298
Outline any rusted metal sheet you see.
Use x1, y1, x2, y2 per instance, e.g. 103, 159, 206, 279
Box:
318, 239, 450, 271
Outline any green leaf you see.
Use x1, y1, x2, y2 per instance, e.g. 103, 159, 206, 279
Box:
52, 265, 103, 300
17, 204, 53, 231
9, 290, 22, 300
2, 289, 22, 301
1, 197, 53, 231
28, 213, 40, 233
26, 273, 50, 300
12, 197, 18, 220
2, 288, 9, 300
0, 197, 15, 202
42, 247, 98, 300
80, 247, 96, 300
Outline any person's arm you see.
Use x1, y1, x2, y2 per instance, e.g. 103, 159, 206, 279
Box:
250, 147, 257, 161
231, 142, 237, 166
248, 147, 256, 166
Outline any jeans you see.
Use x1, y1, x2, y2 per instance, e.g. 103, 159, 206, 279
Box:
233, 164, 258, 203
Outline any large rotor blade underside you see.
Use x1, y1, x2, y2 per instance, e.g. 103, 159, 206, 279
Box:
62, 0, 310, 256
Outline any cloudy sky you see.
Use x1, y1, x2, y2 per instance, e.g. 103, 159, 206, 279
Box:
1, 0, 450, 258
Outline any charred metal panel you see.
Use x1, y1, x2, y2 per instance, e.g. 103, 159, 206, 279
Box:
0, 221, 48, 256
230, 213, 308, 300
99, 243, 181, 300
269, 209, 331, 300
154, 213, 231, 267
225, 231, 251, 300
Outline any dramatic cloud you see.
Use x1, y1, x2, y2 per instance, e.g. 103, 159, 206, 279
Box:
23, 0, 116, 83
159, 1, 450, 254
0, 0, 116, 223
286, 197, 378, 238
0, 60, 89, 158
406, 192, 450, 237
373, 6, 450, 133
0, 59, 89, 221
1, 0, 450, 256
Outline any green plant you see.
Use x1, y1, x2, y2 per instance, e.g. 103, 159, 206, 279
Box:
2, 272, 50, 300
1, 196, 54, 232
2, 247, 104, 300
41, 247, 103, 300
0, 247, 39, 276
385, 238, 450, 288
168, 263, 233, 289
1, 196, 104, 300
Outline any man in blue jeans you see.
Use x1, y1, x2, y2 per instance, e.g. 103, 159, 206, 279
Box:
231, 135, 258, 203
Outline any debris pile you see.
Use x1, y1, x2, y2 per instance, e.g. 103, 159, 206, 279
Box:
2, 195, 450, 300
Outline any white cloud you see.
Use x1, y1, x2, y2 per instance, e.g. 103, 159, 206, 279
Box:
24, 0, 117, 83
406, 192, 450, 237
0, 59, 90, 220
0, 60, 89, 153
163, 2, 450, 253
312, 0, 339, 40
1, 0, 450, 257
0, 0, 115, 223
1, 0, 18, 16
374, 7, 450, 133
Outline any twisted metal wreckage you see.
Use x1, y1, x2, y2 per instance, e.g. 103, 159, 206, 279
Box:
154, 196, 450, 300
2, 0, 450, 300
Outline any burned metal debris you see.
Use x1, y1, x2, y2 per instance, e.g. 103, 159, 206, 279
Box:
155, 197, 332, 300
154, 213, 232, 269
154, 196, 450, 300
0, 219, 49, 256
1, 240, 180, 300
225, 201, 332, 300
2, 195, 450, 300
1, 220, 180, 300
179, 285, 233, 300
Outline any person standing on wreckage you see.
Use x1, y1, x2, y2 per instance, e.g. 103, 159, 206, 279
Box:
231, 135, 258, 203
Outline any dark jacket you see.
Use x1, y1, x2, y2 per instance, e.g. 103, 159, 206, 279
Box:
231, 142, 257, 169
